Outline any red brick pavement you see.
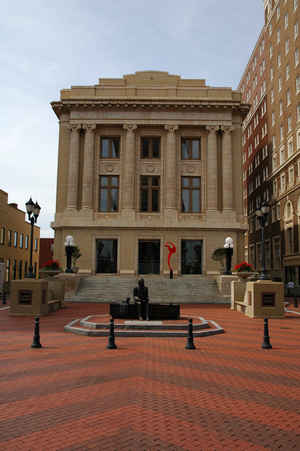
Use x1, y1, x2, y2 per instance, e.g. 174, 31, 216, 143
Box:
0, 302, 300, 450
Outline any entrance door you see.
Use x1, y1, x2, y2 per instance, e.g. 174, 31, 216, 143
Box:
181, 240, 203, 274
138, 240, 160, 274
96, 239, 118, 273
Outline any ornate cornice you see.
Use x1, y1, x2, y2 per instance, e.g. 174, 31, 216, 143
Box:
51, 99, 249, 118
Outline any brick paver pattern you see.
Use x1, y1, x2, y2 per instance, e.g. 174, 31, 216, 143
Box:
1, 303, 300, 450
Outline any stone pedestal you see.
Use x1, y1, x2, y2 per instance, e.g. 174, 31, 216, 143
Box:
231, 279, 284, 318
10, 279, 49, 316
245, 280, 284, 318
56, 273, 81, 298
217, 275, 238, 297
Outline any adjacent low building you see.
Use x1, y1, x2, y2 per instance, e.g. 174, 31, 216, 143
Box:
51, 71, 249, 276
0, 189, 40, 281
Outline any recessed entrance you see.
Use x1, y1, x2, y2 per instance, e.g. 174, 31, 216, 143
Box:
181, 240, 203, 274
96, 239, 118, 273
138, 240, 160, 274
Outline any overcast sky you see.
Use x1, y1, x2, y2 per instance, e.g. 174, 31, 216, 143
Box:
1, 0, 264, 237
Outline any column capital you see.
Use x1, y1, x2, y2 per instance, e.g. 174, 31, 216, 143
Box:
123, 123, 137, 132
205, 125, 219, 134
221, 126, 234, 134
165, 124, 179, 133
67, 124, 81, 132
82, 123, 97, 132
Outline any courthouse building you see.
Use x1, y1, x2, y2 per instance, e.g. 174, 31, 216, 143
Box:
51, 71, 248, 276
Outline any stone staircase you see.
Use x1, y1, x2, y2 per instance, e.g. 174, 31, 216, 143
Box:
65, 275, 229, 304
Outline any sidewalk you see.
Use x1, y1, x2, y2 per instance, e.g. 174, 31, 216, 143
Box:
0, 303, 300, 450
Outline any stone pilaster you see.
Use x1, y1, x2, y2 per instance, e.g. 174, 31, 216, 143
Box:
66, 124, 81, 210
164, 125, 179, 209
123, 124, 137, 210
81, 124, 96, 210
222, 126, 234, 211
206, 126, 218, 211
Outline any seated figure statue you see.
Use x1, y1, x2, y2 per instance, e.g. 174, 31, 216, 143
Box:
133, 278, 149, 320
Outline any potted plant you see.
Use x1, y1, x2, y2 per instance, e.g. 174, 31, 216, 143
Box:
39, 259, 62, 278
234, 261, 254, 280
71, 246, 81, 273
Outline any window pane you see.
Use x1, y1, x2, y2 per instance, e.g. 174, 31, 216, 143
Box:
182, 190, 189, 212
192, 177, 200, 187
112, 139, 119, 158
182, 177, 189, 187
152, 138, 160, 158
111, 189, 118, 211
101, 176, 108, 186
181, 139, 189, 159
192, 190, 200, 212
141, 189, 148, 211
141, 138, 149, 158
141, 176, 148, 186
152, 190, 159, 211
152, 176, 160, 186
192, 140, 200, 159
101, 139, 109, 158
111, 176, 118, 186
100, 190, 108, 211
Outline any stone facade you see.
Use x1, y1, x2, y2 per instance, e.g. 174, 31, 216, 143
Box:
51, 71, 248, 276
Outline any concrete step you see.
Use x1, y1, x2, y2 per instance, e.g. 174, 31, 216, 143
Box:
65, 275, 228, 304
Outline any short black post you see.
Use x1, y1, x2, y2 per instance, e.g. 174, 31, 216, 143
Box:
262, 318, 272, 349
31, 317, 42, 348
107, 318, 117, 349
2, 290, 6, 305
185, 318, 196, 350
294, 297, 298, 308
170, 269, 173, 279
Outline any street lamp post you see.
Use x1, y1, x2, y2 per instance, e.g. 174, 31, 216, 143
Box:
255, 201, 270, 280
25, 197, 41, 278
65, 235, 75, 273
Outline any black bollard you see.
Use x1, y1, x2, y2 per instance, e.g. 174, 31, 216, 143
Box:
31, 317, 42, 348
185, 318, 196, 350
2, 290, 6, 305
107, 318, 117, 349
170, 269, 173, 279
262, 318, 272, 349
294, 297, 298, 308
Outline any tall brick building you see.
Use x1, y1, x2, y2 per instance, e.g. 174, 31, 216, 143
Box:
239, 0, 300, 282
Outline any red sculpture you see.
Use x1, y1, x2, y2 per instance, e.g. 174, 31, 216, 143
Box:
164, 241, 177, 272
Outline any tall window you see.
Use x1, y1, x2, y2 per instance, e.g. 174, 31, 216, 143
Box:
0, 227, 5, 245
20, 233, 24, 249
99, 176, 119, 211
25, 235, 29, 249
100, 137, 120, 158
14, 232, 18, 248
141, 137, 160, 158
181, 138, 201, 160
140, 176, 160, 212
181, 177, 201, 213
8, 230, 12, 247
